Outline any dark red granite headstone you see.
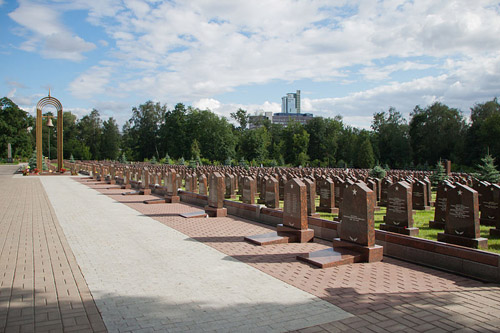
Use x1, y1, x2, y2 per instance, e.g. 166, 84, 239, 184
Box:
479, 183, 499, 226
412, 180, 430, 210
437, 183, 487, 249
242, 176, 256, 205
380, 181, 419, 236
317, 178, 338, 214
265, 176, 280, 209
205, 172, 227, 217
297, 182, 383, 268
429, 181, 455, 229
198, 174, 208, 196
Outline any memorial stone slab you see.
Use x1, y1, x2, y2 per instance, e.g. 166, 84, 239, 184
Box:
198, 174, 208, 196
265, 176, 280, 209
242, 176, 256, 205
298, 182, 383, 268
481, 183, 500, 227
165, 169, 180, 203
304, 178, 320, 217
205, 172, 227, 217
429, 181, 455, 229
412, 180, 430, 210
380, 181, 419, 236
317, 178, 338, 214
437, 183, 487, 249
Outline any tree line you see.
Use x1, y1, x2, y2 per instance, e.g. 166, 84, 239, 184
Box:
1, 96, 499, 171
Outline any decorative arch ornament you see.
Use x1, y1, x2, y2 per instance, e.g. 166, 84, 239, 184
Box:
36, 91, 63, 171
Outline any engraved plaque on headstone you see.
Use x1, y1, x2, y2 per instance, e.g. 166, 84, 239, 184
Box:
339, 182, 376, 246
208, 172, 225, 208
198, 174, 207, 196
242, 176, 256, 205
380, 181, 419, 236
283, 178, 308, 230
429, 181, 455, 229
265, 176, 279, 209
438, 183, 487, 248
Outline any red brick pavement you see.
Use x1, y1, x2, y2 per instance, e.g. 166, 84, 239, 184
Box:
83, 179, 500, 332
1, 177, 107, 333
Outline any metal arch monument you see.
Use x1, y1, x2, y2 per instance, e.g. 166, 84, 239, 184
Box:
36, 92, 63, 171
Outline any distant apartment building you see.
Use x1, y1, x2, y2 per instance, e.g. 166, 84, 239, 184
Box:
281, 90, 301, 114
272, 112, 314, 126
249, 90, 314, 128
249, 112, 273, 129
274, 89, 313, 126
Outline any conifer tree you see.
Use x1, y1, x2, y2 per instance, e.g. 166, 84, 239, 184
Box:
476, 153, 500, 183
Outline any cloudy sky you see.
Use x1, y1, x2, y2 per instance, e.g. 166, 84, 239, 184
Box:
1, 0, 500, 128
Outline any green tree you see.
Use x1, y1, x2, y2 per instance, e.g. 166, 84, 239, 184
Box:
77, 109, 102, 160
125, 101, 166, 160
372, 107, 411, 168
0, 97, 33, 159
190, 139, 201, 160
356, 135, 375, 169
409, 102, 467, 166
62, 111, 89, 160
160, 103, 188, 159
238, 127, 270, 162
476, 153, 500, 183
305, 116, 342, 167
230, 108, 249, 130
466, 98, 500, 165
430, 160, 448, 186
184, 107, 235, 162
282, 120, 310, 166
369, 165, 387, 179
100, 117, 121, 160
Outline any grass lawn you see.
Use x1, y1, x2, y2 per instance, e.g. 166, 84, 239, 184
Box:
203, 189, 500, 254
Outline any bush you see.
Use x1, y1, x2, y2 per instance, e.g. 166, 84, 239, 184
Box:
369, 165, 387, 179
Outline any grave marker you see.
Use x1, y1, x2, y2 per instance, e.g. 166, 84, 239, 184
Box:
380, 181, 419, 236
437, 183, 487, 249
205, 172, 227, 217
298, 183, 383, 268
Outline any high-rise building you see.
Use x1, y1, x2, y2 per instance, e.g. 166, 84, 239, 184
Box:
281, 90, 301, 114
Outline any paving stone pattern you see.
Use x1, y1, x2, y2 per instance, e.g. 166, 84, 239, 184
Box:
83, 179, 500, 333
41, 177, 351, 333
0, 171, 106, 332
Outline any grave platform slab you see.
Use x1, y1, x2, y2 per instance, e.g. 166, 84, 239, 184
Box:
437, 232, 488, 249
180, 210, 208, 218
380, 223, 419, 236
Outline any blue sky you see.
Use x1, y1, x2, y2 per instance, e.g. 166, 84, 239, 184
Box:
1, 0, 500, 129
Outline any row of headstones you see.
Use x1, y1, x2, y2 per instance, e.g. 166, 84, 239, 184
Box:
73, 162, 496, 248
74, 161, 481, 217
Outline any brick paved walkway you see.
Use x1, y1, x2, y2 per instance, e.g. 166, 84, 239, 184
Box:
3, 169, 500, 332
80, 179, 500, 333
0, 167, 106, 332
40, 176, 350, 333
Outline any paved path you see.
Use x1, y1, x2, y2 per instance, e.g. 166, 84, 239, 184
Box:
2, 167, 500, 332
83, 178, 500, 333
0, 167, 106, 332
39, 176, 350, 332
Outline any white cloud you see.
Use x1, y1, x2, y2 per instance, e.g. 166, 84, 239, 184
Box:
8, 1, 96, 61
7, 0, 500, 130
63, 0, 500, 104
68, 66, 114, 99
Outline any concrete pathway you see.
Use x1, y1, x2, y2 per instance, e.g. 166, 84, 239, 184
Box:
39, 176, 351, 332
